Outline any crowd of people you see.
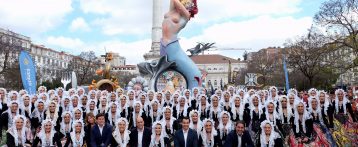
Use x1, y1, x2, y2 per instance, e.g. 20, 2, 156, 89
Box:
0, 86, 357, 147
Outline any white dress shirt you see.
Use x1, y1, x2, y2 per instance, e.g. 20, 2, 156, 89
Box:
183, 129, 188, 147
99, 125, 104, 136
237, 133, 242, 147
138, 129, 144, 147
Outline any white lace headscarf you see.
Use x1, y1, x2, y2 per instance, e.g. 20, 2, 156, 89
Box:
72, 107, 84, 122
293, 100, 310, 133
20, 94, 32, 116
86, 99, 98, 116
8, 91, 20, 102
108, 92, 118, 102
139, 93, 150, 116
268, 86, 279, 102
38, 93, 49, 105
0, 88, 8, 107
70, 119, 85, 146
308, 96, 323, 122
132, 101, 143, 127
76, 87, 85, 97
308, 88, 318, 97
220, 91, 232, 108
88, 90, 98, 100
335, 89, 349, 114
198, 94, 210, 114
149, 100, 162, 122
231, 95, 244, 120
260, 120, 281, 147
108, 102, 121, 126
116, 88, 124, 97
60, 111, 72, 135
201, 119, 217, 147
278, 95, 293, 122
160, 106, 177, 134
150, 121, 168, 147
264, 100, 280, 126
317, 90, 330, 115
98, 96, 108, 114
70, 94, 82, 109
45, 101, 60, 123
209, 95, 221, 119
119, 95, 129, 117
6, 100, 20, 128
31, 100, 46, 120
249, 94, 263, 119
176, 96, 189, 118
38, 119, 56, 146
113, 117, 130, 146
215, 89, 223, 100
8, 115, 27, 146
61, 96, 72, 112
218, 111, 233, 139
127, 90, 136, 107
189, 110, 202, 137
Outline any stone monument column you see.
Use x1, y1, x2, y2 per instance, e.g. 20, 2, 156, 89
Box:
143, 0, 162, 61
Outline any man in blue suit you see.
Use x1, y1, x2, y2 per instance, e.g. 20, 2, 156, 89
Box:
91, 113, 113, 147
174, 117, 198, 147
224, 121, 254, 147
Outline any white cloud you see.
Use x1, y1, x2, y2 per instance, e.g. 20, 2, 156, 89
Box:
44, 15, 313, 64
44, 36, 151, 64
46, 36, 84, 50
79, 0, 303, 36
179, 16, 313, 59
80, 0, 153, 36
0, 0, 73, 33
193, 0, 302, 23
70, 17, 90, 32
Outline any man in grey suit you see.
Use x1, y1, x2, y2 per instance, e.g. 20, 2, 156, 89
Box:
174, 117, 198, 147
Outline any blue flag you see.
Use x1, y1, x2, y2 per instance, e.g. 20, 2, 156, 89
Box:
19, 51, 37, 94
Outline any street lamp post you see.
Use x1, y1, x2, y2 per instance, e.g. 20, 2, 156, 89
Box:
223, 58, 232, 84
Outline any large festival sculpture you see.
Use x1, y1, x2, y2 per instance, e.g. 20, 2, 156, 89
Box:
138, 0, 202, 92
89, 52, 120, 92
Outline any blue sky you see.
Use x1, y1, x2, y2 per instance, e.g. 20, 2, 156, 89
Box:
0, 0, 326, 64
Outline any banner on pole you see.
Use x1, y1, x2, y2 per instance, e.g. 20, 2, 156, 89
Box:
19, 50, 37, 94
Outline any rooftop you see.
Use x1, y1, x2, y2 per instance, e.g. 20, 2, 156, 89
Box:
190, 54, 244, 64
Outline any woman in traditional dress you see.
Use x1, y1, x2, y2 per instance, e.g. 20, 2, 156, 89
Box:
173, 96, 191, 121
277, 95, 293, 140
220, 91, 232, 113
198, 118, 220, 147
256, 120, 283, 147
6, 115, 32, 147
217, 111, 233, 146
249, 94, 263, 139
198, 94, 210, 120
64, 119, 86, 147
86, 99, 98, 117
111, 117, 130, 147
106, 102, 121, 128
32, 119, 62, 147
289, 100, 314, 146
189, 110, 202, 138
148, 100, 162, 126
149, 121, 170, 147
209, 95, 221, 127
20, 94, 32, 118
230, 95, 250, 126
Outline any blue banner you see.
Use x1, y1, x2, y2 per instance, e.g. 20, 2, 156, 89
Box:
19, 51, 37, 94
282, 54, 290, 92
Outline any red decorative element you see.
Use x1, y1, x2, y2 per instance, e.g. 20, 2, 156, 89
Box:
190, 0, 198, 18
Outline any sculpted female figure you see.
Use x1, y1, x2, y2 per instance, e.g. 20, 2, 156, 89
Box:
160, 0, 201, 89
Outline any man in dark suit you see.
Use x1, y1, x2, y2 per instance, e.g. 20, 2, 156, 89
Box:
129, 116, 152, 147
224, 121, 254, 147
91, 113, 113, 147
174, 117, 198, 147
